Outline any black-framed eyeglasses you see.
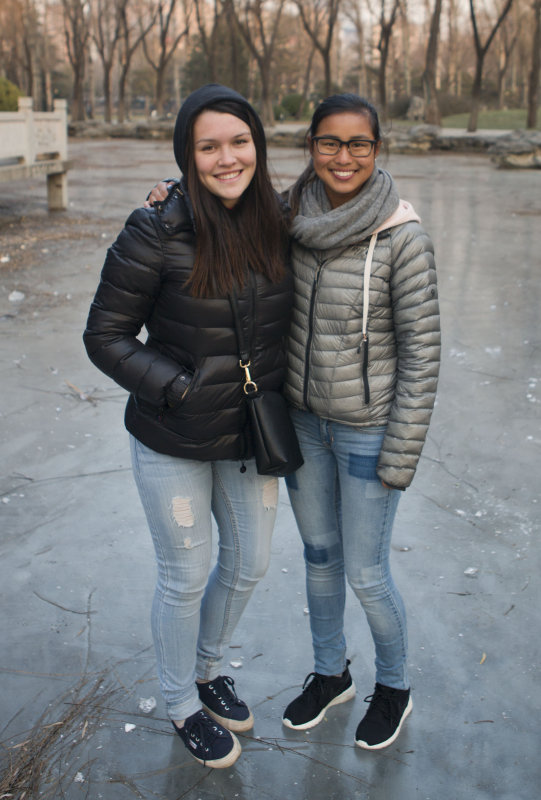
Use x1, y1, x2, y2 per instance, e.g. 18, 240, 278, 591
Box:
312, 136, 378, 157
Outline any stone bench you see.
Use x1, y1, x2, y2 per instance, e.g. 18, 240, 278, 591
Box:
0, 97, 71, 210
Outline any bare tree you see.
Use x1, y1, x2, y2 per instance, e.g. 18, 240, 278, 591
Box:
376, 0, 400, 113
228, 0, 286, 125
41, 0, 56, 110
62, 0, 92, 121
141, 0, 190, 116
117, 0, 157, 121
467, 0, 515, 131
0, 0, 45, 103
343, 0, 369, 96
446, 0, 462, 96
422, 0, 443, 124
527, 0, 540, 127
294, 0, 342, 98
297, 40, 318, 116
91, 0, 124, 121
399, 0, 412, 98
193, 0, 226, 82
495, 14, 521, 108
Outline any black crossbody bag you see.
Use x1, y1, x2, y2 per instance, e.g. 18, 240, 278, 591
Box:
229, 290, 304, 477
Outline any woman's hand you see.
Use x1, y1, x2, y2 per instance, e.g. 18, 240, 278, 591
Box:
144, 181, 175, 208
381, 480, 405, 491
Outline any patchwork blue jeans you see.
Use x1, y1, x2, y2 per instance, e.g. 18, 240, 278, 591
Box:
130, 436, 278, 720
285, 410, 409, 690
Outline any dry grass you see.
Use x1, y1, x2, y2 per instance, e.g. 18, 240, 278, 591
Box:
0, 673, 120, 799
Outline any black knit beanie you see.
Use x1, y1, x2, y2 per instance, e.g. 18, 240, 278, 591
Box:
173, 84, 265, 174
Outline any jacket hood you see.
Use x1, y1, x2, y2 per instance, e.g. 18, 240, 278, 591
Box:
173, 84, 265, 174
373, 200, 421, 235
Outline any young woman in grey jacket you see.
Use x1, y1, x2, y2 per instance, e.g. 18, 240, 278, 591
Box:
146, 92, 440, 752
280, 94, 440, 750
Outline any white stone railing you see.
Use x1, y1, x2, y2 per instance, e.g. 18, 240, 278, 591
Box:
0, 97, 71, 209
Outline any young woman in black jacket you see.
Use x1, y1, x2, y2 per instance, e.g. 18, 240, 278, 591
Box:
84, 85, 293, 768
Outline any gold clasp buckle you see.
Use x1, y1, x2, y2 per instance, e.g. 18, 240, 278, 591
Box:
239, 359, 258, 394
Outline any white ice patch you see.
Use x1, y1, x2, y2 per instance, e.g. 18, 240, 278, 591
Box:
9, 290, 25, 302
464, 567, 479, 577
138, 696, 157, 714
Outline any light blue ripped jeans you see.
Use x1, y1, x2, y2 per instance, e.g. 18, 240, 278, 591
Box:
285, 410, 408, 690
130, 436, 278, 720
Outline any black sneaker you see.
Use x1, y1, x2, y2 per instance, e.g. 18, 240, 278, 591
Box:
197, 676, 254, 732
282, 661, 356, 730
355, 683, 412, 750
172, 710, 241, 768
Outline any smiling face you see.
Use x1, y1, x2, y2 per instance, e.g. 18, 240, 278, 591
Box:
309, 111, 381, 209
192, 110, 257, 208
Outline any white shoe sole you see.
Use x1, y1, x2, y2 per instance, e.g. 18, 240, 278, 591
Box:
191, 731, 242, 768
202, 703, 254, 732
355, 695, 413, 750
282, 681, 357, 731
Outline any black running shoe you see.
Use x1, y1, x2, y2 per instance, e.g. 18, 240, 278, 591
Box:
355, 683, 412, 750
282, 661, 356, 730
172, 709, 241, 768
197, 676, 254, 732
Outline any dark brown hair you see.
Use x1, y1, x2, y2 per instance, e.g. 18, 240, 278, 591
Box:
184, 99, 288, 298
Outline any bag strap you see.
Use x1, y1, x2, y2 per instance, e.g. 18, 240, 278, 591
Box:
362, 232, 378, 339
358, 232, 378, 405
229, 290, 258, 395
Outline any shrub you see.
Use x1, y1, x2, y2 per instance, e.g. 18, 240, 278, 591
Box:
280, 93, 303, 118
388, 95, 411, 119
437, 93, 471, 117
0, 77, 22, 111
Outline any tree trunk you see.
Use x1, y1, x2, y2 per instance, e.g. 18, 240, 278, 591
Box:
467, 0, 515, 132
87, 52, 95, 119
467, 58, 484, 131
324, 54, 332, 97
401, 7, 411, 97
226, 6, 239, 90
377, 0, 400, 117
298, 43, 316, 118
423, 0, 443, 125
527, 0, 541, 128
71, 65, 86, 121
103, 63, 113, 122
156, 65, 166, 117
118, 58, 128, 122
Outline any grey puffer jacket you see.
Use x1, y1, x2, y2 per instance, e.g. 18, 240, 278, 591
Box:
285, 201, 440, 489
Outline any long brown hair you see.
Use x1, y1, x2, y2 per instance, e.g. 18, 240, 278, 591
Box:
184, 99, 288, 298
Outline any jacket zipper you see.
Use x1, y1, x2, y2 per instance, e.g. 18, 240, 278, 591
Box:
303, 260, 325, 408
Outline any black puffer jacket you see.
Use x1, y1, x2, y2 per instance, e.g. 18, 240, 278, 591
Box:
84, 185, 294, 461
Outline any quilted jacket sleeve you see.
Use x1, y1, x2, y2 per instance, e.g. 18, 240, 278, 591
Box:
83, 207, 190, 407
376, 221, 440, 489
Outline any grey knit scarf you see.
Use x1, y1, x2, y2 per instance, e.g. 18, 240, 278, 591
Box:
291, 166, 399, 250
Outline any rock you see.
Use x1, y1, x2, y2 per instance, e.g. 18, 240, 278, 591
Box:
134, 121, 174, 140
406, 96, 425, 121
68, 120, 111, 138
488, 130, 541, 169
436, 130, 505, 152
266, 127, 307, 148
68, 119, 174, 140
387, 124, 440, 153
